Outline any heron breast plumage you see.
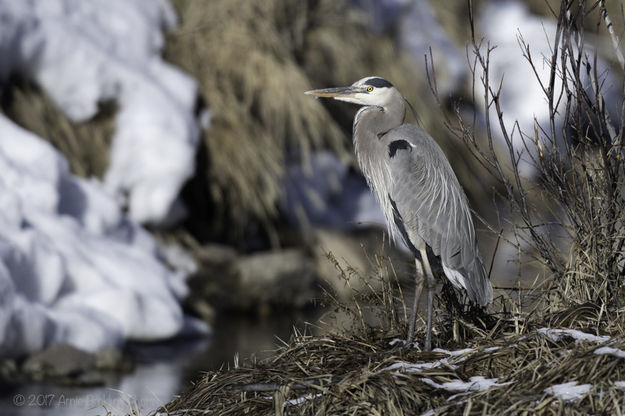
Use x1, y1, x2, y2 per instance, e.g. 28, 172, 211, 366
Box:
380, 125, 492, 306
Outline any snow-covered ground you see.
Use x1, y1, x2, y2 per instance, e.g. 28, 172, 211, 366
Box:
0, 0, 206, 358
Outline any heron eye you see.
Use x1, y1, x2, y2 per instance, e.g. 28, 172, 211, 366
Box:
367, 86, 374, 92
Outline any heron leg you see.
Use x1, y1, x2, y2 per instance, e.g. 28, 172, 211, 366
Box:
406, 258, 424, 345
419, 245, 436, 352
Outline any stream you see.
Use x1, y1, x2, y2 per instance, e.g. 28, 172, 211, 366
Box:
0, 310, 319, 416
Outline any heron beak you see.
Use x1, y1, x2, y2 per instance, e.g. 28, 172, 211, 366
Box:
304, 86, 363, 98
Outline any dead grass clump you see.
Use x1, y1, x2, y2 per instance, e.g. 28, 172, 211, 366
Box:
164, 0, 343, 236
163, 0, 439, 239
430, 328, 625, 415
158, 333, 435, 416
155, 244, 625, 415
153, 243, 625, 415
155, 307, 625, 416
0, 77, 115, 178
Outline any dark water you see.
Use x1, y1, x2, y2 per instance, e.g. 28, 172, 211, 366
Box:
0, 310, 320, 416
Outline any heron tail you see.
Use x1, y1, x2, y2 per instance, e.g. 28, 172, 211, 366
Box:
443, 257, 493, 306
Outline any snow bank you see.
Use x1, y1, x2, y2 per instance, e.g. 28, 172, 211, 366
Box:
0, 0, 199, 224
0, 116, 206, 358
0, 0, 207, 358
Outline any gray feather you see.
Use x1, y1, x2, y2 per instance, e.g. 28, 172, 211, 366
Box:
382, 125, 492, 305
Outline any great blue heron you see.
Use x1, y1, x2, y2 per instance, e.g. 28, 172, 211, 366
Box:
305, 76, 492, 351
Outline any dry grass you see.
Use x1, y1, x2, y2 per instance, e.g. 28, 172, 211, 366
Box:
163, 0, 455, 241
154, 247, 625, 415
442, 0, 625, 311
0, 77, 115, 178
155, 291, 625, 416
164, 0, 343, 237
164, 0, 341, 233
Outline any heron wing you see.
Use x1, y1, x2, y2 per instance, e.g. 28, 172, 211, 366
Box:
384, 125, 492, 305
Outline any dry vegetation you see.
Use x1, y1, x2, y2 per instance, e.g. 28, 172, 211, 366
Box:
155, 292, 625, 415
154, 1, 625, 415
0, 0, 492, 250
456, 0, 625, 312
163, 0, 461, 244
0, 77, 115, 178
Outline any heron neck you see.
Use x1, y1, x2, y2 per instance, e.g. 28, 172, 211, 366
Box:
355, 103, 401, 167
353, 95, 405, 135
352, 105, 403, 235
353, 102, 404, 148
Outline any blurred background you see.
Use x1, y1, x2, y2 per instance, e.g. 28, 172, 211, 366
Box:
0, 0, 622, 414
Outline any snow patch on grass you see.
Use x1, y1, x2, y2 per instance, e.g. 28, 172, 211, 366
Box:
544, 381, 591, 402
285, 393, 323, 407
538, 328, 610, 344
420, 376, 512, 393
594, 346, 625, 359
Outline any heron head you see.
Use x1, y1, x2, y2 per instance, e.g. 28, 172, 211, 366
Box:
305, 76, 398, 107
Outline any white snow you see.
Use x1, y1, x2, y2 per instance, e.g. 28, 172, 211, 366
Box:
420, 376, 512, 393
380, 348, 486, 375
0, 0, 200, 224
389, 338, 405, 347
0, 116, 207, 357
380, 348, 478, 374
594, 346, 625, 359
538, 328, 611, 344
381, 360, 458, 373
432, 347, 474, 357
284, 393, 323, 407
615, 381, 625, 389
382, 350, 516, 399
544, 381, 591, 402
397, 0, 466, 94
0, 0, 208, 358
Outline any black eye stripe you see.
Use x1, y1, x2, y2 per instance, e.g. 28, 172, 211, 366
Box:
364, 78, 393, 88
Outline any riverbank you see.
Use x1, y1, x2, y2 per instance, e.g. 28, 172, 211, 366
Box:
156, 300, 625, 415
